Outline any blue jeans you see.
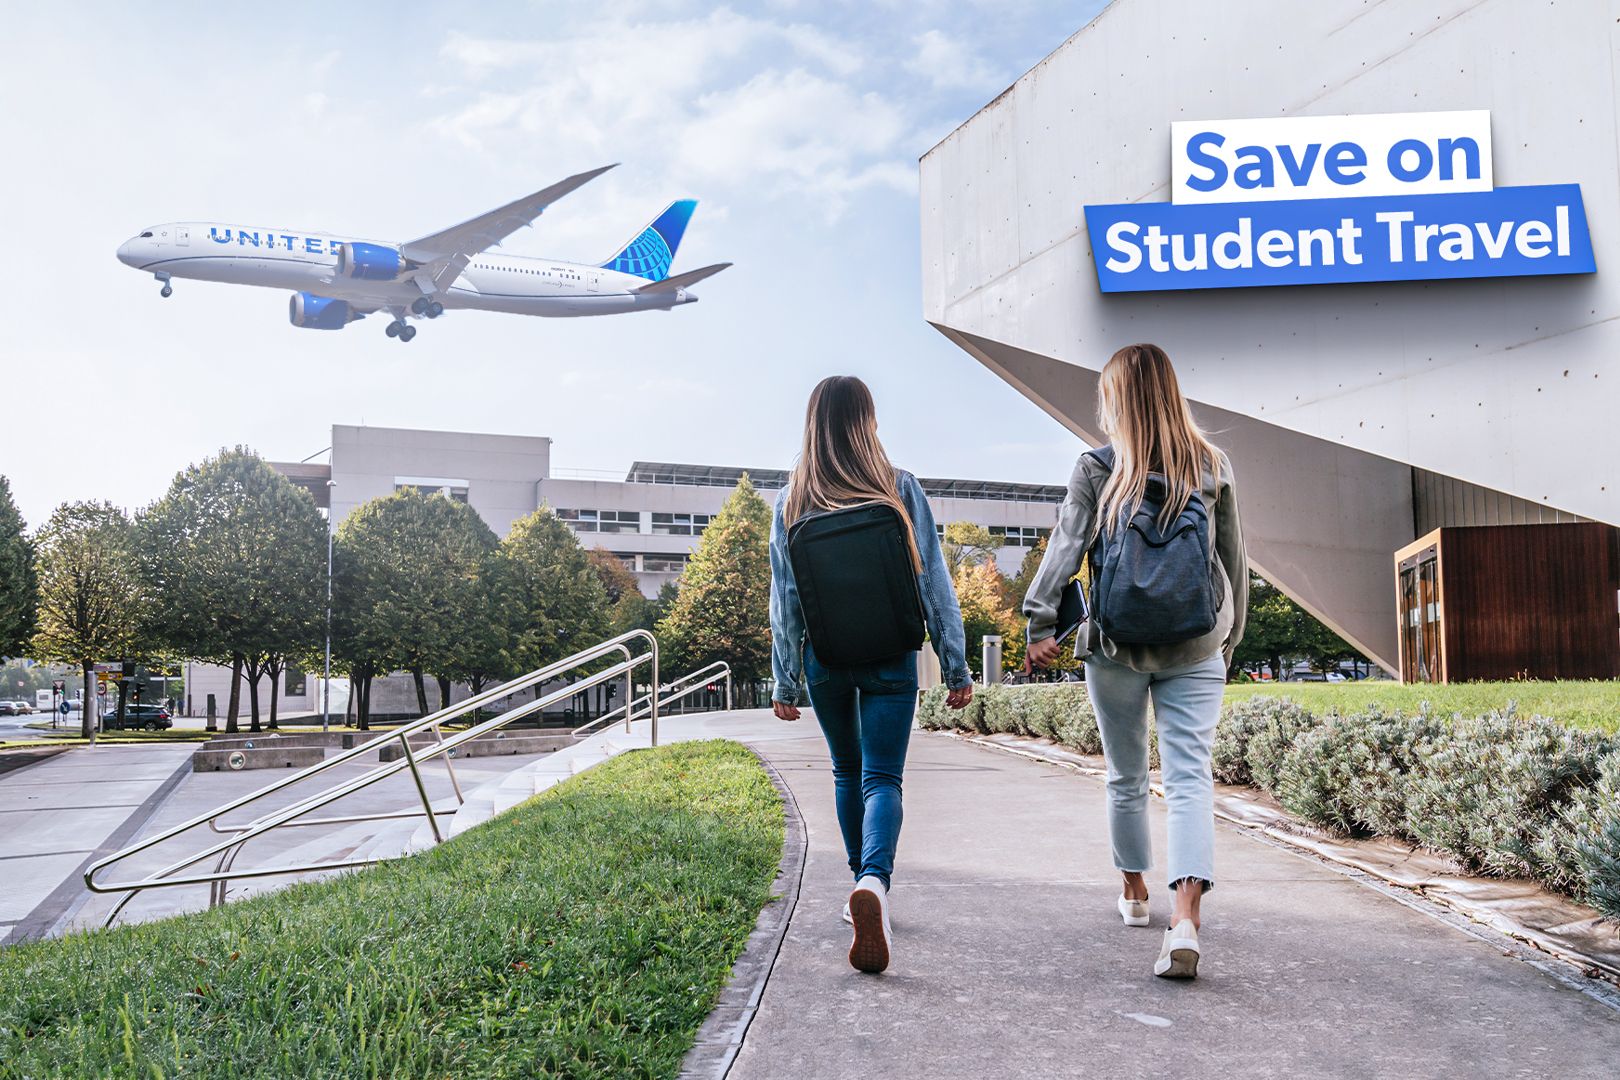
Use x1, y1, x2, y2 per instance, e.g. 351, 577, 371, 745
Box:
805, 645, 919, 890
1083, 651, 1226, 891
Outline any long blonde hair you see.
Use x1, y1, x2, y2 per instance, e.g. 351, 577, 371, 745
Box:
1095, 344, 1221, 534
784, 375, 923, 572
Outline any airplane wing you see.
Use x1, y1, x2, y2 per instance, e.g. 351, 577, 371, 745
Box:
399, 164, 618, 290
634, 262, 732, 293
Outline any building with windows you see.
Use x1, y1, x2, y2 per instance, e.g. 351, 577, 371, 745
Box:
921, 0, 1620, 681
183, 424, 1064, 717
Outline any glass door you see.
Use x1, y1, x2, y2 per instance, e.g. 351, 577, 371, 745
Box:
1398, 545, 1441, 682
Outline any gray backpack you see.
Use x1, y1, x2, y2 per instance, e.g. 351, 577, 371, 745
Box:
1086, 446, 1220, 645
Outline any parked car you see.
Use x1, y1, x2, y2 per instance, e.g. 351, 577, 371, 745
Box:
100, 704, 173, 731
12, 699, 35, 714
0, 700, 31, 716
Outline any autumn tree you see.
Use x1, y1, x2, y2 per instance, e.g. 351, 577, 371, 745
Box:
942, 521, 998, 575
31, 503, 143, 739
0, 476, 37, 659
657, 476, 772, 703
587, 548, 658, 636
1008, 536, 1082, 676
954, 558, 1024, 679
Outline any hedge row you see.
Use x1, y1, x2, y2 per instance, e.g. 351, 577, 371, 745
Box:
917, 683, 1620, 918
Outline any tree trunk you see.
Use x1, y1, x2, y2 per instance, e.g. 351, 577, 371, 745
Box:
355, 671, 371, 731
436, 675, 452, 714
412, 668, 429, 717
268, 663, 280, 730
81, 663, 95, 741
114, 677, 130, 730
226, 653, 243, 734
243, 655, 264, 733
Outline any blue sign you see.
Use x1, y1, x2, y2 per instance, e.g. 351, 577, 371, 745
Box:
1083, 184, 1594, 293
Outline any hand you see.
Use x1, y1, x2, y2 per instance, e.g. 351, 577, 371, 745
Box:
1027, 636, 1064, 669
945, 683, 974, 710
772, 700, 801, 722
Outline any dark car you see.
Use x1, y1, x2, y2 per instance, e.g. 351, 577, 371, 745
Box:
101, 704, 173, 731
0, 700, 24, 716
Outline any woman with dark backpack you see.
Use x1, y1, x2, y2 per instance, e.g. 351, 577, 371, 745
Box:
1024, 344, 1247, 980
770, 375, 975, 974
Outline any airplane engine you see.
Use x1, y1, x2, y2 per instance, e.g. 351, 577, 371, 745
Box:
335, 241, 403, 281
289, 292, 357, 330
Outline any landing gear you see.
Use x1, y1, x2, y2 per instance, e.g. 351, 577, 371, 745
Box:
400, 325, 417, 342
425, 301, 443, 319
410, 297, 445, 319
386, 318, 416, 342
154, 271, 172, 298
410, 297, 429, 315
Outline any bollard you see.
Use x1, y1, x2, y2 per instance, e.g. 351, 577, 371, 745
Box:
982, 635, 1003, 686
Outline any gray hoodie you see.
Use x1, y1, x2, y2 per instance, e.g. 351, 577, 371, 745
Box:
1023, 447, 1248, 673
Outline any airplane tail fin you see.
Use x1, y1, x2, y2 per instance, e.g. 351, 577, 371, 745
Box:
600, 199, 697, 281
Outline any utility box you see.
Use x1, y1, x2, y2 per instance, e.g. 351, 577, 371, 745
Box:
1394, 523, 1620, 683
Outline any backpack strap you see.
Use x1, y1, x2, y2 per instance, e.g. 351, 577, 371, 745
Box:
1082, 444, 1116, 471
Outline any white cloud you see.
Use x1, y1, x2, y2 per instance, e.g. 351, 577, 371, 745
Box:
904, 29, 1002, 92
429, 9, 910, 219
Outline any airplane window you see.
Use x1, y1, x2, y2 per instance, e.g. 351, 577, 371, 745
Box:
140, 231, 153, 238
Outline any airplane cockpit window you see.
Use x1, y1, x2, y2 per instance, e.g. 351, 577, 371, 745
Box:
140, 231, 154, 238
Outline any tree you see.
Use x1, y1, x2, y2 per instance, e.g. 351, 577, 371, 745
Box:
1007, 536, 1082, 677
657, 476, 772, 703
504, 507, 611, 674
138, 448, 326, 732
942, 521, 998, 575
587, 548, 658, 636
954, 557, 1024, 679
1232, 573, 1362, 680
331, 489, 499, 723
30, 503, 143, 739
441, 548, 521, 701
0, 476, 37, 659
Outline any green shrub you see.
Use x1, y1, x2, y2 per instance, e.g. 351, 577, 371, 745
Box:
1276, 708, 1441, 837
1213, 696, 1320, 792
916, 685, 950, 730
1402, 712, 1613, 889
980, 684, 1020, 734
1573, 752, 1620, 918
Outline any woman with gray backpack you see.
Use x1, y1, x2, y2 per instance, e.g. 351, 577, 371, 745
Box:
769, 375, 975, 974
1024, 343, 1247, 980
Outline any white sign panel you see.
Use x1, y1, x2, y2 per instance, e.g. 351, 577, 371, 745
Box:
1170, 110, 1493, 205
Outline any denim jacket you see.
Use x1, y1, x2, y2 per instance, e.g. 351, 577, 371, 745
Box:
770, 470, 973, 702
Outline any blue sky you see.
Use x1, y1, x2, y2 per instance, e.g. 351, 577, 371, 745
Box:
3, 1, 1108, 528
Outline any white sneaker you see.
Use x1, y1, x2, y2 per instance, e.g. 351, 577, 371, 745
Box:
841, 901, 853, 925
1118, 894, 1150, 927
1153, 918, 1200, 979
848, 876, 892, 973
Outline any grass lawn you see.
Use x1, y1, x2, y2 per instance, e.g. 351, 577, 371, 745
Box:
1226, 680, 1620, 734
0, 740, 783, 1079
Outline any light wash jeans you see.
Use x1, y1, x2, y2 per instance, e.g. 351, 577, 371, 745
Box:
1083, 650, 1226, 891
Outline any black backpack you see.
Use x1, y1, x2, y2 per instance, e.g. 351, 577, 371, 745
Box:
787, 501, 927, 668
1086, 446, 1221, 646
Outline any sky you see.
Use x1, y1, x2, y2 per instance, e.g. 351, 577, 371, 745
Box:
1, 1, 1109, 529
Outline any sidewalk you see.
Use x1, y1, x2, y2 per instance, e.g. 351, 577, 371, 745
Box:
656, 713, 1620, 1079
0, 745, 193, 944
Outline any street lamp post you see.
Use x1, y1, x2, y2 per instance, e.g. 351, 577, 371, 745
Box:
323, 479, 336, 732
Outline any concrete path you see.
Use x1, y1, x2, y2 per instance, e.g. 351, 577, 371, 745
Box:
639, 712, 1620, 1079
0, 745, 193, 944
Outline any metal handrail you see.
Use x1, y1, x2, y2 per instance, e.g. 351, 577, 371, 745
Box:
576, 661, 732, 736
85, 630, 660, 917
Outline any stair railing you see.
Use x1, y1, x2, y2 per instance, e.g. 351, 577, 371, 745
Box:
84, 630, 658, 925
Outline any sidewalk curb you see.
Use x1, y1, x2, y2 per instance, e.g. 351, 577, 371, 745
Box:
4, 748, 195, 945
935, 729, 1620, 1006
679, 746, 808, 1080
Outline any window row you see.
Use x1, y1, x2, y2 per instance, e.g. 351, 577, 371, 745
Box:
557, 508, 641, 534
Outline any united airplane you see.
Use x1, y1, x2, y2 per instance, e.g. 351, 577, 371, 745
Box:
115, 165, 729, 341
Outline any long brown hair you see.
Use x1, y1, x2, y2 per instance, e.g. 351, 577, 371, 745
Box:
784, 376, 922, 572
1095, 344, 1221, 534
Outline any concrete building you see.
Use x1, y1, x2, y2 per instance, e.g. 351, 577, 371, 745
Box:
184, 424, 1064, 717
921, 0, 1620, 678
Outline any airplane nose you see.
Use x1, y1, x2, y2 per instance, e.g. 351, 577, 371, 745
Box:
116, 240, 138, 266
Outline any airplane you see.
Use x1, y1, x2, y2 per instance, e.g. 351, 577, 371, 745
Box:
114, 165, 730, 342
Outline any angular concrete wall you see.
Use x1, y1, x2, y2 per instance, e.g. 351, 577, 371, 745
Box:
921, 0, 1620, 670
